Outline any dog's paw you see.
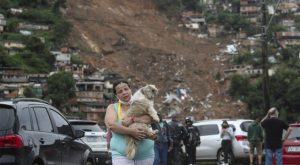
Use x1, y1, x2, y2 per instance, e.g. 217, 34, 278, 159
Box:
148, 130, 159, 140
153, 116, 160, 123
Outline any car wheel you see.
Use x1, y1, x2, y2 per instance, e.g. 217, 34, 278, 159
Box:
85, 160, 93, 165
217, 149, 234, 165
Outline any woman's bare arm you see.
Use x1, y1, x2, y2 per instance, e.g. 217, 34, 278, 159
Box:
105, 104, 146, 140
122, 114, 154, 127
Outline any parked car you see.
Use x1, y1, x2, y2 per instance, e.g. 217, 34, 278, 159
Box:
193, 119, 254, 164
0, 98, 94, 165
69, 120, 112, 165
282, 123, 300, 165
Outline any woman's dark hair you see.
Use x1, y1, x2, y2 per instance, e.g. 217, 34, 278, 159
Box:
222, 120, 229, 128
112, 79, 130, 94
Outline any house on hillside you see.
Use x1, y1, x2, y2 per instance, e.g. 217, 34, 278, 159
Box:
240, 0, 260, 24
278, 0, 298, 14
75, 81, 105, 102
0, 14, 6, 33
0, 67, 28, 83
0, 67, 48, 99
28, 74, 48, 84
73, 80, 112, 121
181, 11, 207, 36
71, 64, 88, 80
275, 31, 300, 48
78, 101, 108, 121
18, 23, 49, 31
207, 24, 224, 37
3, 41, 26, 49
281, 19, 296, 31
2, 41, 26, 55
9, 8, 24, 15
71, 71, 121, 121
238, 29, 247, 39
224, 64, 274, 78
51, 50, 71, 69
240, 37, 260, 51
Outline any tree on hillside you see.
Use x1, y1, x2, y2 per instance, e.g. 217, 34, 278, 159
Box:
25, 36, 46, 54
51, 19, 71, 46
287, 78, 300, 111
0, 0, 10, 11
154, 0, 183, 15
23, 86, 36, 98
229, 74, 252, 100
0, 46, 9, 67
46, 71, 75, 109
182, 0, 203, 12
19, 0, 48, 7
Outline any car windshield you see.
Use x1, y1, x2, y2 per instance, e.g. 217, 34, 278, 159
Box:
288, 126, 300, 140
0, 105, 15, 135
71, 122, 103, 132
240, 121, 253, 132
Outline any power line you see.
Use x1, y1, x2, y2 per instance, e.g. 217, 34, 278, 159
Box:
265, 0, 282, 33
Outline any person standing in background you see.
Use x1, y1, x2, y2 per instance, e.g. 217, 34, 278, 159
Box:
220, 120, 234, 165
152, 113, 173, 165
261, 107, 292, 165
248, 117, 264, 165
168, 115, 184, 165
183, 116, 200, 165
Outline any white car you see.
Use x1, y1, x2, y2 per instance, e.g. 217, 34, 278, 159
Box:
69, 120, 112, 165
193, 119, 253, 164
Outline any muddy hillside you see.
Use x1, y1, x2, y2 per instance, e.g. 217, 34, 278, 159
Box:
64, 0, 249, 119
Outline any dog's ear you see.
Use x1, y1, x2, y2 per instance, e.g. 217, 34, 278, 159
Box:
149, 85, 158, 95
141, 85, 157, 99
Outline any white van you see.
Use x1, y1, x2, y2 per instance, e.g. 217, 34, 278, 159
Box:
193, 119, 253, 164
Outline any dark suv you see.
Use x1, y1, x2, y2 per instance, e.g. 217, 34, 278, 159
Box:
0, 98, 94, 165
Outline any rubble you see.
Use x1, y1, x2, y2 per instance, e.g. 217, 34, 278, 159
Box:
66, 0, 250, 120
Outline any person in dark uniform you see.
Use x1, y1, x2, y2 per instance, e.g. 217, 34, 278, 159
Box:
183, 116, 200, 165
167, 114, 184, 165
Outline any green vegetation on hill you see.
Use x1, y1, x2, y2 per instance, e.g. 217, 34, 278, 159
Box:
0, 0, 70, 73
45, 71, 76, 109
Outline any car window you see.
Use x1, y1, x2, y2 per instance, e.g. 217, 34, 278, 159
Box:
229, 124, 236, 132
240, 121, 253, 132
70, 122, 103, 132
288, 126, 300, 140
0, 105, 15, 135
20, 108, 32, 130
50, 109, 73, 137
32, 107, 53, 133
197, 124, 219, 136
29, 108, 39, 131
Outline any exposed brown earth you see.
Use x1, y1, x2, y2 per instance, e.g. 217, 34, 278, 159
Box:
64, 0, 249, 119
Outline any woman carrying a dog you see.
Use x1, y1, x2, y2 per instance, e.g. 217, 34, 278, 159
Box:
105, 80, 155, 165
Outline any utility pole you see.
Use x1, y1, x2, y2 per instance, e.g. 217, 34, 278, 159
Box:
261, 0, 270, 112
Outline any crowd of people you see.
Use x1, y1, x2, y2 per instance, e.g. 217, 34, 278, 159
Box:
104, 80, 292, 165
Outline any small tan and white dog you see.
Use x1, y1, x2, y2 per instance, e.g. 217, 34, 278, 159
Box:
122, 84, 159, 159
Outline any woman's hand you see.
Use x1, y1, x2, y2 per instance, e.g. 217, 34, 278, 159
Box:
130, 127, 147, 140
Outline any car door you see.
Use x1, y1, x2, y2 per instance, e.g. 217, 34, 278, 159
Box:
196, 124, 221, 160
29, 106, 62, 165
49, 108, 88, 165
